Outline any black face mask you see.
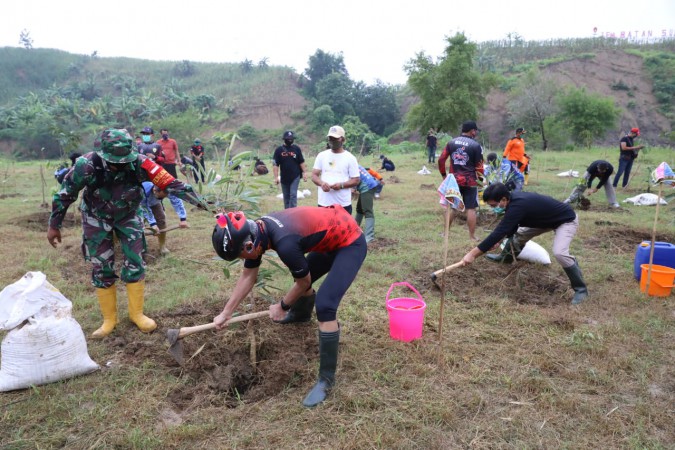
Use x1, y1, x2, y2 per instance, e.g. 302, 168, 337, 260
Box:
109, 162, 130, 171
284, 139, 294, 146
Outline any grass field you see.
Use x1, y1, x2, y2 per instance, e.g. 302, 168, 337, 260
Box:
0, 146, 673, 449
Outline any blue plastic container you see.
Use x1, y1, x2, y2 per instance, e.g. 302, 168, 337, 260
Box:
634, 241, 675, 281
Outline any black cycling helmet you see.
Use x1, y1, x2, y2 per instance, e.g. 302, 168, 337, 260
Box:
282, 130, 295, 140
212, 211, 255, 261
141, 126, 154, 134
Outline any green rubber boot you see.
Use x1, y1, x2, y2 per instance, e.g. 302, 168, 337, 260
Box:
276, 292, 315, 324
563, 261, 589, 305
303, 329, 339, 407
485, 237, 521, 263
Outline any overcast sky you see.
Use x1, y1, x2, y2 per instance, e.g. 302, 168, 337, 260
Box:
2, 0, 674, 85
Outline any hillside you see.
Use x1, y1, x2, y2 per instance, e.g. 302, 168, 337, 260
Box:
481, 48, 672, 149
0, 44, 673, 157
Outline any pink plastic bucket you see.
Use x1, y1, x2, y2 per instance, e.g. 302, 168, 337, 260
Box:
386, 282, 426, 342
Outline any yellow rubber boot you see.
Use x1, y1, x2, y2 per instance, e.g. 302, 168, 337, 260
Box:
158, 232, 170, 256
92, 286, 118, 338
524, 173, 529, 186
126, 281, 157, 333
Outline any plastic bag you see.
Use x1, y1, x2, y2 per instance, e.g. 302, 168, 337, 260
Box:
0, 272, 99, 391
517, 241, 552, 265
623, 193, 668, 206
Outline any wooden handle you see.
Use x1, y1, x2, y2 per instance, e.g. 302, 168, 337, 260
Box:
177, 310, 269, 339
433, 261, 466, 277
144, 224, 182, 236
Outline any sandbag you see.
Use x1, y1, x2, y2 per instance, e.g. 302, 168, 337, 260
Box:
557, 170, 579, 178
517, 241, 552, 265
0, 272, 99, 391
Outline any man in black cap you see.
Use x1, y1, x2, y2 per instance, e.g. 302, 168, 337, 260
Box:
273, 131, 308, 209
438, 120, 484, 241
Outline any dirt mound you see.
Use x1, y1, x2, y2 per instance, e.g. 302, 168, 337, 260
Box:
11, 211, 78, 231
105, 298, 318, 410
418, 262, 569, 307
367, 237, 397, 251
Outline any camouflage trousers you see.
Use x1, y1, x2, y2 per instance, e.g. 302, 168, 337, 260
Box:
81, 209, 147, 288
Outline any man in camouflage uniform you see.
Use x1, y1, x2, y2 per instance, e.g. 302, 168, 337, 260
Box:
47, 128, 207, 338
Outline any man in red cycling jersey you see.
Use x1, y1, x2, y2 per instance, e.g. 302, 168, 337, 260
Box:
212, 205, 367, 407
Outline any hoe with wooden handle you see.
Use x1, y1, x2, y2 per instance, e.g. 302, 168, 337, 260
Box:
166, 311, 269, 365
430, 261, 466, 288
143, 224, 182, 236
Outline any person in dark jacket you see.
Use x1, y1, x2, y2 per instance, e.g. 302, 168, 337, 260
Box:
460, 182, 589, 305
380, 155, 395, 172
564, 160, 619, 208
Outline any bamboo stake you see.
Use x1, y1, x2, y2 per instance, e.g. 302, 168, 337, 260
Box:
438, 207, 453, 347
644, 182, 664, 295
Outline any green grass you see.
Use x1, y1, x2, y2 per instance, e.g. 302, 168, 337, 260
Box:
0, 147, 674, 448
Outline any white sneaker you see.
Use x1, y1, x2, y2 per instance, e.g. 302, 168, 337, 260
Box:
374, 194, 380, 199
611, 203, 620, 208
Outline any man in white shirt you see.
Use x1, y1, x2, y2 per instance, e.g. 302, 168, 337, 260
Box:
311, 125, 360, 215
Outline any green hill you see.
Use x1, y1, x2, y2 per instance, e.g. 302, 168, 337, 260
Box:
0, 37, 673, 159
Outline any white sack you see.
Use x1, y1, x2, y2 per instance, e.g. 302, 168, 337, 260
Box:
0, 272, 71, 330
0, 316, 99, 391
417, 165, 431, 175
0, 272, 99, 391
296, 190, 305, 199
557, 170, 579, 178
517, 241, 552, 265
276, 193, 284, 199
623, 193, 668, 206
302, 189, 312, 197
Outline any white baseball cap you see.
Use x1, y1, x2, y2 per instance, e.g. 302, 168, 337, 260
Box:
327, 125, 345, 139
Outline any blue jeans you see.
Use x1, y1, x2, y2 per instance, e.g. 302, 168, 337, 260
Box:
281, 175, 301, 209
427, 146, 436, 163
612, 157, 634, 188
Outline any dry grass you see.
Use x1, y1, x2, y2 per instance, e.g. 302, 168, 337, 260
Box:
0, 148, 673, 449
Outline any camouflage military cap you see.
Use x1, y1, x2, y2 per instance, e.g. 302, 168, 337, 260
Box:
97, 128, 138, 163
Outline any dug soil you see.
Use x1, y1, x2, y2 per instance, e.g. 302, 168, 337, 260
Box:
105, 298, 318, 410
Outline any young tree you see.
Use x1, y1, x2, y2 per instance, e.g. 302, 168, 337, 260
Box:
352, 80, 400, 136
507, 68, 559, 150
314, 73, 355, 121
405, 33, 496, 135
19, 29, 33, 49
303, 49, 348, 97
557, 87, 620, 147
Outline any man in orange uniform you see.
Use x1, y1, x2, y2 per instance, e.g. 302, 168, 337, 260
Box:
503, 128, 529, 180
156, 128, 187, 222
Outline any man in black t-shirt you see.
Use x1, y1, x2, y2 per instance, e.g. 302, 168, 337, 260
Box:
426, 129, 437, 163
612, 127, 644, 188
273, 131, 307, 209
564, 160, 619, 208
438, 120, 484, 242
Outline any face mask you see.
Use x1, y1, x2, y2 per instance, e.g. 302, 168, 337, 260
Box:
162, 134, 169, 140
492, 201, 506, 215
328, 140, 342, 151
284, 139, 293, 146
142, 135, 152, 143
